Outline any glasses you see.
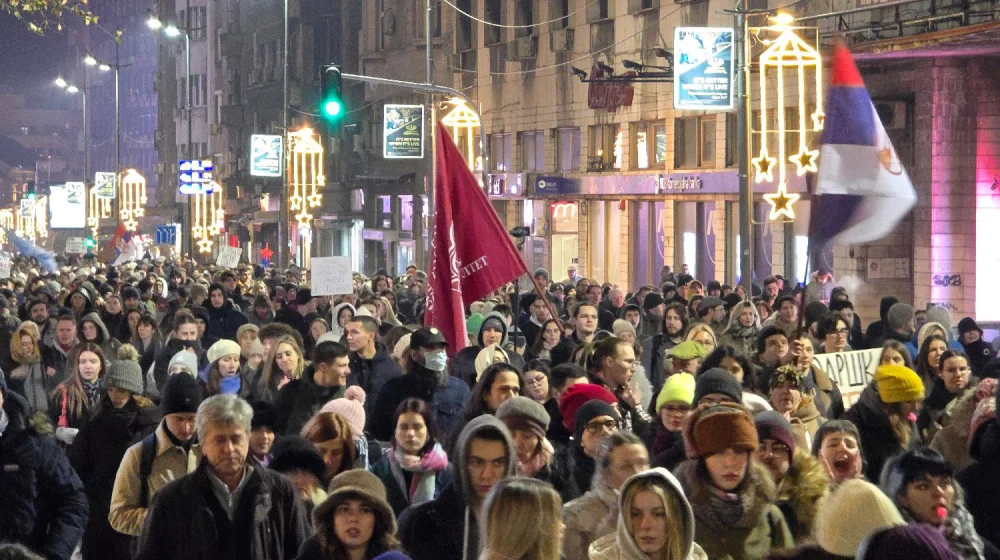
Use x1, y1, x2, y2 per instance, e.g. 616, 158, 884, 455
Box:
757, 441, 791, 457
584, 419, 618, 434
831, 328, 850, 336
527, 375, 547, 385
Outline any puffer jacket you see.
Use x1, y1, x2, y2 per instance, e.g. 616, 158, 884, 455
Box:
588, 468, 708, 560
204, 298, 248, 344
774, 451, 830, 543
564, 469, 620, 560
675, 459, 794, 560
0, 390, 89, 560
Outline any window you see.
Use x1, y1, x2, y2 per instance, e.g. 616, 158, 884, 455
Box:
674, 116, 716, 169
628, 0, 655, 13
654, 124, 667, 164
633, 122, 667, 169
515, 0, 536, 38
586, 0, 610, 22
190, 75, 207, 106
557, 128, 581, 172
725, 113, 738, 167
548, 0, 569, 30
416, 0, 442, 38
491, 133, 512, 171
456, 0, 474, 51
521, 131, 545, 171
214, 91, 223, 125
589, 124, 621, 170
590, 20, 614, 54
178, 77, 186, 108
484, 0, 502, 46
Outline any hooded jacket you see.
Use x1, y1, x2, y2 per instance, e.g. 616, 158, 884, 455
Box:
0, 389, 89, 560
272, 362, 346, 436
676, 459, 793, 559
204, 298, 249, 345
328, 302, 355, 342
841, 383, 919, 482
152, 337, 208, 393
398, 415, 517, 560
79, 311, 122, 361
588, 468, 708, 560
66, 287, 96, 318
348, 342, 402, 420
451, 311, 526, 388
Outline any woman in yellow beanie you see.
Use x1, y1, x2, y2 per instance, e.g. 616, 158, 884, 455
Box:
647, 373, 695, 471
842, 364, 925, 481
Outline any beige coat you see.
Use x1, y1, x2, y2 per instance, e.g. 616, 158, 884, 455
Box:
563, 477, 619, 560
108, 421, 201, 536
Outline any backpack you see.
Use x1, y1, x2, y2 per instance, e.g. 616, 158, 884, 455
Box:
138, 432, 157, 507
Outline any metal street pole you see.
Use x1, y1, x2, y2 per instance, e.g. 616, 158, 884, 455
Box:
82, 73, 89, 190
735, 1, 754, 295
183, 1, 193, 258
114, 40, 121, 227
424, 0, 434, 271
279, 0, 289, 269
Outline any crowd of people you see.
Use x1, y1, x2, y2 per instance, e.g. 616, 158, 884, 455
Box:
0, 256, 999, 559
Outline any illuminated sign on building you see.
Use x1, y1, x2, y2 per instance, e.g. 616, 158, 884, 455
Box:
179, 159, 216, 195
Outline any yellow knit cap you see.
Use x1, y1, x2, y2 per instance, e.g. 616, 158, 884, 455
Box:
655, 372, 696, 413
874, 364, 924, 403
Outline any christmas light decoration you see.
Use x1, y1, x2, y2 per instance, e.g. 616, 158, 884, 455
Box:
440, 97, 481, 168
287, 127, 325, 230
119, 169, 148, 232
751, 13, 823, 221
34, 196, 48, 242
87, 185, 112, 237
0, 208, 14, 245
190, 183, 224, 254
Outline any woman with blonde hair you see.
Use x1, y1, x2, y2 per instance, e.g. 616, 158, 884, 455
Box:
256, 334, 305, 402
9, 321, 50, 413
380, 296, 402, 328
685, 324, 718, 356
718, 300, 760, 357
479, 477, 563, 560
589, 468, 707, 560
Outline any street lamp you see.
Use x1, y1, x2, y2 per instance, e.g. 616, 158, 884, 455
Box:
83, 54, 97, 66
54, 77, 67, 88
82, 44, 128, 228
146, 13, 162, 30
164, 24, 180, 38
54, 77, 89, 206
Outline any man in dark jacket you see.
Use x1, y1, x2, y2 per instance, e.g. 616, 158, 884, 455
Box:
0, 375, 89, 560
958, 317, 996, 376
346, 316, 402, 419
42, 314, 79, 383
369, 327, 470, 441
220, 271, 251, 312
152, 313, 208, 392
399, 415, 516, 560
550, 303, 599, 366
273, 289, 316, 342
865, 295, 900, 349
877, 302, 916, 353
204, 283, 248, 344
273, 341, 349, 435
136, 394, 308, 560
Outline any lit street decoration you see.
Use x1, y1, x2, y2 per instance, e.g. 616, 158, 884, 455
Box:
178, 159, 215, 195
0, 209, 13, 244
119, 169, 148, 232
440, 97, 481, 169
191, 183, 224, 254
88, 185, 112, 237
751, 13, 823, 221
288, 128, 325, 229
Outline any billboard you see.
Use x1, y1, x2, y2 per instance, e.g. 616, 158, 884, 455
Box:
674, 27, 735, 110
383, 104, 425, 159
94, 172, 116, 199
250, 134, 283, 177
49, 183, 87, 229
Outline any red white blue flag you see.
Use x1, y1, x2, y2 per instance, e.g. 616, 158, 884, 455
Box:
810, 44, 917, 247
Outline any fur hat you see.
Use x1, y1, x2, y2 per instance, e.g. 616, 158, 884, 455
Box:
105, 360, 144, 395
693, 368, 743, 405
207, 339, 241, 364
313, 470, 396, 538
815, 479, 905, 557
683, 402, 758, 459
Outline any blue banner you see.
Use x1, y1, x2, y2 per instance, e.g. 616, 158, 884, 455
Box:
674, 27, 735, 110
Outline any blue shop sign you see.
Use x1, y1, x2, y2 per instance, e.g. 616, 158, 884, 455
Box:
535, 176, 580, 195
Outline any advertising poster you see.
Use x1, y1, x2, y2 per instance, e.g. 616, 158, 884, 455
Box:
250, 134, 283, 177
94, 172, 116, 199
383, 104, 425, 159
49, 183, 86, 229
674, 27, 735, 110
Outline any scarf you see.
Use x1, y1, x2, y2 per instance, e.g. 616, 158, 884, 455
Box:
82, 379, 102, 410
220, 375, 242, 395
651, 423, 681, 457
518, 437, 554, 478
900, 502, 985, 560
389, 442, 448, 504
690, 486, 745, 534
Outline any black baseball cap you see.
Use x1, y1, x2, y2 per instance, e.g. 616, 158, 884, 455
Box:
410, 327, 448, 349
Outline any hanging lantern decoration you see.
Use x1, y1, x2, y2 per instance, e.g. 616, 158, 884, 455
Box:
119, 169, 148, 231
191, 183, 225, 254
0, 208, 14, 245
34, 195, 48, 242
87, 185, 112, 238
751, 13, 823, 221
440, 97, 481, 171
287, 127, 325, 229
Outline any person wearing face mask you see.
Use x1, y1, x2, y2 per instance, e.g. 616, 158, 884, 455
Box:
369, 327, 470, 442
884, 448, 993, 560
919, 349, 979, 442
68, 358, 160, 559
273, 341, 349, 436
675, 402, 793, 558
588, 467, 708, 560
201, 339, 251, 398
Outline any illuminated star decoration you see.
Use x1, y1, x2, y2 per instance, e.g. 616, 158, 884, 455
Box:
789, 149, 819, 175
752, 152, 778, 183
764, 183, 801, 220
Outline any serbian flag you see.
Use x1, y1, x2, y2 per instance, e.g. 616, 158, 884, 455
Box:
810, 44, 917, 248
425, 122, 528, 351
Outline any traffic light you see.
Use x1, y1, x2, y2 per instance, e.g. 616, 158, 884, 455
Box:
320, 64, 344, 129
85, 236, 96, 252
25, 180, 35, 200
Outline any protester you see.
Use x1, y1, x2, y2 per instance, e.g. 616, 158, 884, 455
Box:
300, 410, 357, 484
50, 342, 107, 437
202, 338, 251, 398
648, 372, 695, 470
956, 390, 1000, 548
273, 340, 349, 435
810, 419, 865, 485
479, 477, 563, 560
255, 334, 305, 402
790, 331, 844, 420
767, 365, 824, 450
248, 400, 276, 466
151, 312, 207, 392
8, 321, 51, 413
449, 362, 524, 451
557, 383, 620, 492
641, 302, 689, 390
958, 317, 996, 375
919, 349, 977, 441
932, 378, 997, 471
719, 300, 761, 357
136, 394, 308, 559
589, 336, 651, 437
495, 396, 577, 501
915, 334, 949, 394
346, 315, 402, 418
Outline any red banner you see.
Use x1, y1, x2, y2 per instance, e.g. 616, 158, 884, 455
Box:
425, 122, 529, 351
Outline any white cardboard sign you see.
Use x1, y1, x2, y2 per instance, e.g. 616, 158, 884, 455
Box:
310, 257, 353, 295
215, 246, 243, 269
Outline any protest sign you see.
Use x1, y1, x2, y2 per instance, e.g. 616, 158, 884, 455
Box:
311, 257, 353, 295
216, 246, 243, 269
811, 348, 882, 407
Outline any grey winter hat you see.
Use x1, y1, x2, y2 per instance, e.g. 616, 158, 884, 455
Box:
925, 305, 953, 330
105, 360, 144, 395
167, 349, 199, 377
693, 368, 743, 405
496, 396, 551, 433
887, 303, 915, 332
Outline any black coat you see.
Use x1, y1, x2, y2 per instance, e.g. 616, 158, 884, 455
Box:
0, 392, 89, 560
842, 383, 919, 481
68, 395, 160, 559
205, 299, 249, 344
0, 311, 21, 375
272, 364, 346, 436
369, 365, 470, 443
370, 457, 455, 517
957, 421, 1000, 550
348, 344, 403, 419
136, 459, 309, 560
398, 482, 476, 560
273, 308, 309, 342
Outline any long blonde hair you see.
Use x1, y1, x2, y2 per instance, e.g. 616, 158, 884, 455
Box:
478, 477, 562, 560
622, 478, 687, 560
258, 335, 304, 393
10, 322, 40, 365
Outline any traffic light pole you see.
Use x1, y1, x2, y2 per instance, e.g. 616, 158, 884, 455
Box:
339, 73, 487, 187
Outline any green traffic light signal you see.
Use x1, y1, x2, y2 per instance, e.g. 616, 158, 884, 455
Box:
320, 64, 344, 129
323, 100, 343, 117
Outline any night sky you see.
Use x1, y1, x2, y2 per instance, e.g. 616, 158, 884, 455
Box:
0, 12, 70, 94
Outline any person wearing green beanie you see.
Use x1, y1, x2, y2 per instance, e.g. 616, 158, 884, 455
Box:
648, 373, 695, 471
843, 364, 925, 481
465, 313, 485, 346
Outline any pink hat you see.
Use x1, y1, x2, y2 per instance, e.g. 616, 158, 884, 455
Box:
969, 396, 997, 450
321, 395, 366, 438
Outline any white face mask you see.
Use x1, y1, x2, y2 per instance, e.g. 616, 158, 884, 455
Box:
424, 349, 448, 372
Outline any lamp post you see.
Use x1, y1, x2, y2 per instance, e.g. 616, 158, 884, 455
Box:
148, 10, 198, 258
83, 31, 127, 228
54, 77, 88, 187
